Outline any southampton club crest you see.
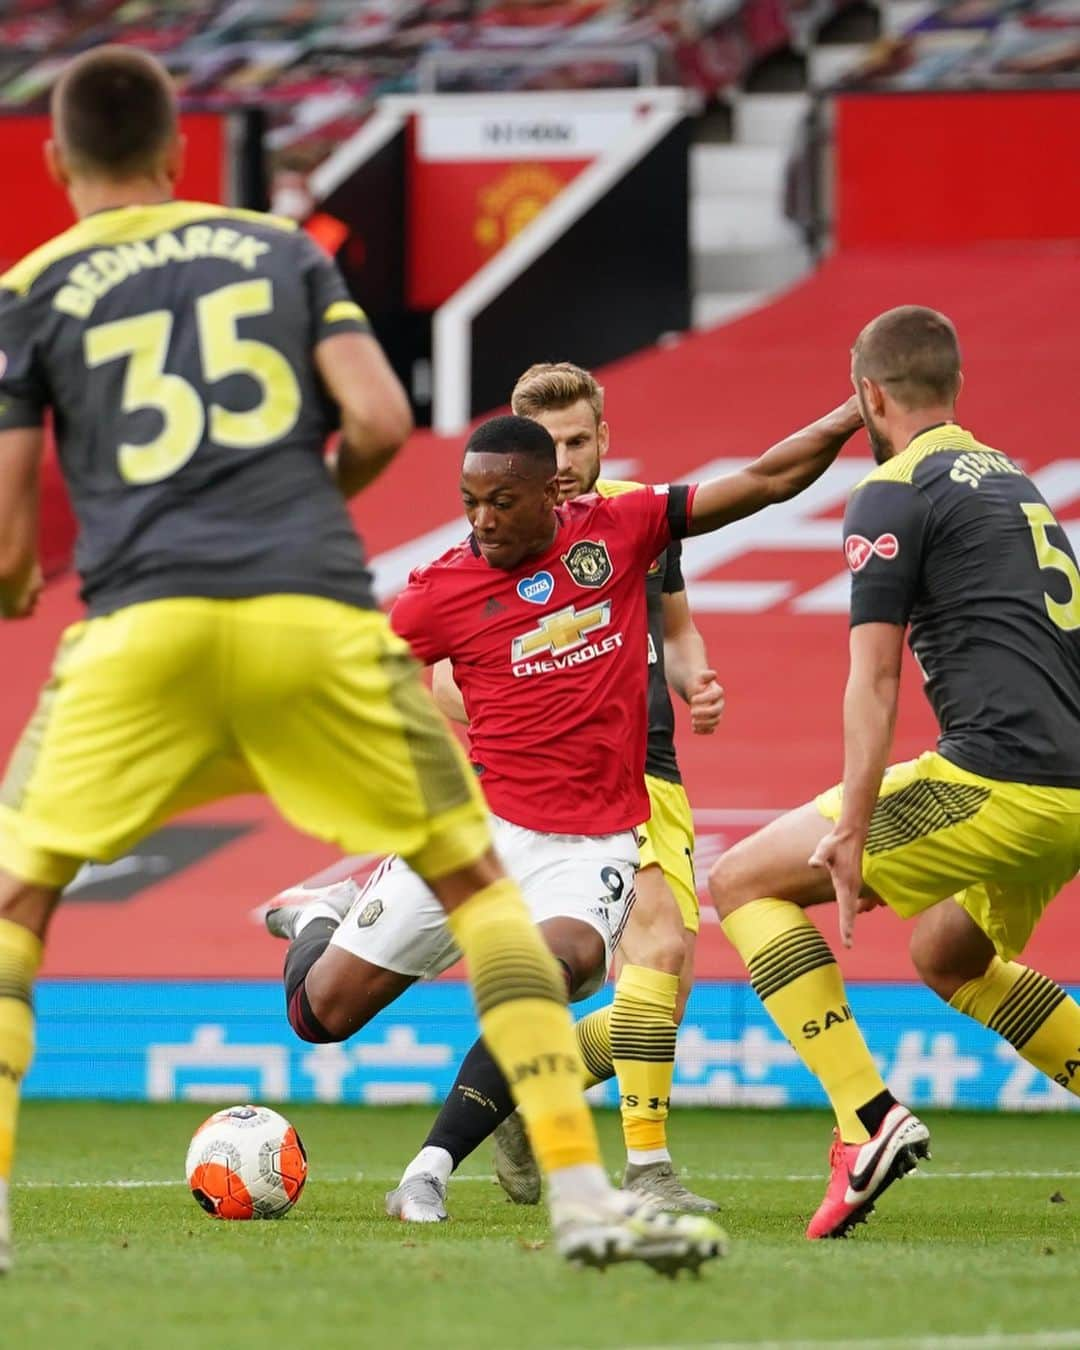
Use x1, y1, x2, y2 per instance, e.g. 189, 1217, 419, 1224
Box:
561, 539, 612, 589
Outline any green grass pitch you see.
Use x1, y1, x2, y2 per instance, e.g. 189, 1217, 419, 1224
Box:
8, 1103, 1080, 1349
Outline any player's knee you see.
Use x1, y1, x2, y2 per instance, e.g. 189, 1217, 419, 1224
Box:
637, 927, 684, 975
909, 926, 992, 1002
286, 979, 352, 1043
0, 876, 60, 938
624, 871, 686, 973
708, 849, 756, 919
559, 938, 605, 998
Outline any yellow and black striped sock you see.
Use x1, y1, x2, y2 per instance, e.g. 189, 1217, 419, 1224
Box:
723, 899, 887, 1142
610, 965, 679, 1156
575, 1007, 614, 1089
0, 919, 41, 1184
447, 879, 600, 1173
951, 958, 1080, 1095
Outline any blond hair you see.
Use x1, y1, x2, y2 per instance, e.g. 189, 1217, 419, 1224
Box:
511, 362, 604, 424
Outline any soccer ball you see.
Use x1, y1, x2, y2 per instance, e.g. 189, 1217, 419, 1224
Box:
185, 1104, 307, 1219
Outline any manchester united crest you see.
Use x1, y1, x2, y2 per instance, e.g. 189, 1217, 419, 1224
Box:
561, 539, 612, 589
356, 898, 383, 928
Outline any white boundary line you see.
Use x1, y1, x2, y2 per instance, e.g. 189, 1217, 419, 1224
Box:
603, 1336, 1080, 1350
20, 1167, 1080, 1190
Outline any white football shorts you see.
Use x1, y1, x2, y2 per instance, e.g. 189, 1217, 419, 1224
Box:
329, 815, 638, 1000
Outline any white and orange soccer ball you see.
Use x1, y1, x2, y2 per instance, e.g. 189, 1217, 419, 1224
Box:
185, 1104, 307, 1220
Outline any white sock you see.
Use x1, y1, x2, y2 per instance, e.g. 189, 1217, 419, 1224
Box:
402, 1146, 453, 1186
627, 1147, 671, 1166
292, 900, 342, 937
546, 1162, 611, 1210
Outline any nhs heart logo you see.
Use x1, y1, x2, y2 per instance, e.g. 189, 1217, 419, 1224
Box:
517, 571, 554, 605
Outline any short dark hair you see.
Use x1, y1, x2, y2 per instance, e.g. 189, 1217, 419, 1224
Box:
464, 414, 557, 477
52, 46, 178, 179
852, 306, 961, 410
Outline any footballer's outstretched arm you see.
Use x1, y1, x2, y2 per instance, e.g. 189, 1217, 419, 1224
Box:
0, 426, 44, 619
315, 332, 414, 498
686, 396, 863, 535
431, 658, 469, 725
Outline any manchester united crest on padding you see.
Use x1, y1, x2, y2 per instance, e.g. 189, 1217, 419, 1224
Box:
561, 539, 612, 588
356, 898, 383, 928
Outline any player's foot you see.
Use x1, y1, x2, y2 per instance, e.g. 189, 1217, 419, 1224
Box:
261, 879, 359, 941
623, 1160, 719, 1214
492, 1110, 541, 1205
806, 1104, 930, 1239
553, 1190, 727, 1277
385, 1173, 448, 1223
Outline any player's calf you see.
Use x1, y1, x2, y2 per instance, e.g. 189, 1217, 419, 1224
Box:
274, 895, 414, 1044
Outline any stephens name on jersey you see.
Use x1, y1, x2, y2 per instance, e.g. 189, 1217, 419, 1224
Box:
391, 484, 694, 836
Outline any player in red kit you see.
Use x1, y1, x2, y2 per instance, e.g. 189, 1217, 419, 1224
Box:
264, 402, 862, 1231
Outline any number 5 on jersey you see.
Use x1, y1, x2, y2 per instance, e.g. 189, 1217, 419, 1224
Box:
84, 279, 302, 484
1021, 501, 1080, 632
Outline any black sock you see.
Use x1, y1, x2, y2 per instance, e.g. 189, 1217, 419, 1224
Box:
856, 1088, 898, 1138
424, 1036, 516, 1169
421, 959, 573, 1168
284, 917, 338, 1044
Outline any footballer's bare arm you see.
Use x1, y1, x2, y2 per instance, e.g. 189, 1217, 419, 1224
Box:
662, 588, 723, 736
316, 333, 414, 498
687, 397, 863, 535
431, 658, 469, 725
0, 426, 44, 619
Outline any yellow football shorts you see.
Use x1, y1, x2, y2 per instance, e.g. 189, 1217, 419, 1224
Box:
638, 774, 699, 933
816, 750, 1080, 960
0, 596, 490, 890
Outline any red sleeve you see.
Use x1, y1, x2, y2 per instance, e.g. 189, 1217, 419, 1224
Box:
605, 483, 694, 567
389, 572, 448, 665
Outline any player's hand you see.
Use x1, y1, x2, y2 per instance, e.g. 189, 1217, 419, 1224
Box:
0, 562, 43, 620
808, 825, 865, 948
827, 394, 864, 438
687, 669, 725, 735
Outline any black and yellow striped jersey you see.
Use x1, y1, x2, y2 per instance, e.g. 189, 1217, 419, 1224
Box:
0, 200, 375, 616
845, 422, 1080, 787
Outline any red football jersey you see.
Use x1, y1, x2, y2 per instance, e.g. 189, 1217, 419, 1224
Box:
390, 484, 694, 835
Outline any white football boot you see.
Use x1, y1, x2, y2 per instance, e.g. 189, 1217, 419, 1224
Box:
385, 1173, 448, 1223
261, 878, 360, 941
553, 1188, 728, 1276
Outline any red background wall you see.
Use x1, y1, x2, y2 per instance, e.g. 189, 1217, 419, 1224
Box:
835, 90, 1080, 248
0, 113, 231, 584
0, 112, 229, 269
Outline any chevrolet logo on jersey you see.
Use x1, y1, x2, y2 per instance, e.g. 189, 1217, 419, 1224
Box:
512, 602, 612, 661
